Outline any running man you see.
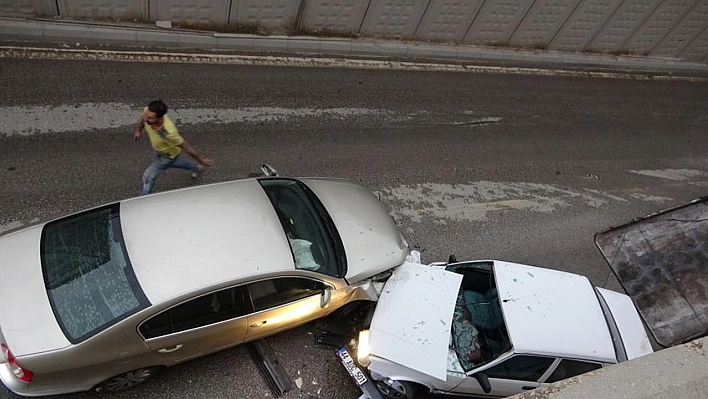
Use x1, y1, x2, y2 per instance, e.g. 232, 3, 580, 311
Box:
133, 100, 214, 195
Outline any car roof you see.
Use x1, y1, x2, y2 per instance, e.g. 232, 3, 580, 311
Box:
493, 261, 617, 363
120, 179, 295, 305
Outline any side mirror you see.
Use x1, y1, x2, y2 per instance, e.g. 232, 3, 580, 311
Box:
261, 164, 279, 177
473, 373, 491, 394
320, 288, 331, 308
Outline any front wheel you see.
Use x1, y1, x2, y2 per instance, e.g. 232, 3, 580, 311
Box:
375, 379, 420, 399
94, 367, 162, 393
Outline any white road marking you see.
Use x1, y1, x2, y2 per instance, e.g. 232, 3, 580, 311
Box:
0, 103, 387, 136
2, 46, 707, 82
629, 193, 673, 202
449, 117, 503, 126
376, 181, 628, 223
630, 169, 708, 186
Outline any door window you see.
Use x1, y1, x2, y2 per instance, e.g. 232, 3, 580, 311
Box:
546, 359, 602, 383
483, 355, 554, 382
140, 286, 250, 339
248, 278, 325, 312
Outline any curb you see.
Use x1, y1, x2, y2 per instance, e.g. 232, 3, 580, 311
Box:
1, 16, 708, 76
4, 46, 708, 83
511, 337, 708, 399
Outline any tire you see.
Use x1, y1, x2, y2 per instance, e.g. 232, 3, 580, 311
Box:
375, 379, 421, 399
94, 367, 162, 393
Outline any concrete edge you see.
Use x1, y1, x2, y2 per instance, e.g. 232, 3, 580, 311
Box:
3, 46, 708, 83
510, 337, 708, 399
1, 16, 707, 76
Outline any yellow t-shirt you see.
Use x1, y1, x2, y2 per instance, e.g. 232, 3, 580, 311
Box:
145, 114, 184, 158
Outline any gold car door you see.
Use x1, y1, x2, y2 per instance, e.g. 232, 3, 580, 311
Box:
244, 277, 332, 342
140, 286, 250, 364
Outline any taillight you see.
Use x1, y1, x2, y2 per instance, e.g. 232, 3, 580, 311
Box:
1, 344, 33, 383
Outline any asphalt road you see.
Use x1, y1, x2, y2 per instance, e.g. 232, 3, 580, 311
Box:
1, 57, 707, 399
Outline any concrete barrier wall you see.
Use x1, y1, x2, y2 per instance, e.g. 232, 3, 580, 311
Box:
1, 0, 707, 62
57, 0, 148, 20
0, 0, 57, 16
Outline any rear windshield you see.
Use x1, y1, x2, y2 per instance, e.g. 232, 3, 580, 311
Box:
41, 204, 149, 343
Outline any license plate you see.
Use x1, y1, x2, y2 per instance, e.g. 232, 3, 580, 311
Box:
337, 347, 368, 386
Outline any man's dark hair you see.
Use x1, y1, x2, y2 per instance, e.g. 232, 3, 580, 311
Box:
147, 100, 168, 118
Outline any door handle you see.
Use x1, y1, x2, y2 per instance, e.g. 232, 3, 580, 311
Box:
157, 344, 183, 353
249, 320, 267, 328
521, 386, 535, 390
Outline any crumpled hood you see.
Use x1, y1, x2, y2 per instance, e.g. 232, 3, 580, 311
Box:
300, 178, 408, 283
367, 262, 462, 381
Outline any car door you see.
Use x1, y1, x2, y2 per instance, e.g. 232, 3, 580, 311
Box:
140, 285, 251, 364
453, 354, 555, 396
244, 277, 331, 342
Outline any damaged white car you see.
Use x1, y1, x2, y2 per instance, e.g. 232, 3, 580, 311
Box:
340, 259, 653, 398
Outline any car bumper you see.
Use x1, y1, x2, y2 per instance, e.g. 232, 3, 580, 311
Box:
1, 363, 35, 397
336, 347, 384, 399
0, 363, 82, 397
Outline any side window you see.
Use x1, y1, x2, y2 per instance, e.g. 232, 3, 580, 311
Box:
140, 312, 171, 339
483, 355, 554, 382
249, 278, 325, 312
140, 286, 250, 339
546, 359, 602, 383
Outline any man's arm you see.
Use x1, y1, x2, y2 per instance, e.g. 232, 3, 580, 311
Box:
133, 118, 145, 141
179, 141, 214, 166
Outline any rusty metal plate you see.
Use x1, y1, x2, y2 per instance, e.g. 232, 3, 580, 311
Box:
595, 198, 708, 348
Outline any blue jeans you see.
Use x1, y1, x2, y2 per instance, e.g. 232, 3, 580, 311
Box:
140, 153, 198, 195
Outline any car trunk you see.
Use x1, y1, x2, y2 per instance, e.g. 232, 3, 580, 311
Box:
595, 198, 708, 348
0, 225, 70, 356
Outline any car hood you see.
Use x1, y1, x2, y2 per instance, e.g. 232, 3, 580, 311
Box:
367, 262, 462, 381
0, 225, 70, 356
301, 178, 408, 283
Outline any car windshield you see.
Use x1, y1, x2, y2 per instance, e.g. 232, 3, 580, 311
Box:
259, 178, 346, 278
40, 204, 149, 343
446, 262, 512, 372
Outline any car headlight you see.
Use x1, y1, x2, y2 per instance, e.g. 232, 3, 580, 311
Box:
356, 330, 371, 367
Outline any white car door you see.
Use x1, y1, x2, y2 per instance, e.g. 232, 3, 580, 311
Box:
453, 355, 555, 396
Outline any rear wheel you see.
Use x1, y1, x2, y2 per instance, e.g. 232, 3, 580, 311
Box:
94, 367, 162, 393
375, 379, 420, 399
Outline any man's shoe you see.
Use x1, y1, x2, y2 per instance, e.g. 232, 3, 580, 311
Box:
191, 164, 205, 179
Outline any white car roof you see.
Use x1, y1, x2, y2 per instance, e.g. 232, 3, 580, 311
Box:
120, 179, 294, 305
494, 261, 617, 363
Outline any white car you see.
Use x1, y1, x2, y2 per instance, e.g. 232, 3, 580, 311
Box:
342, 260, 653, 398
